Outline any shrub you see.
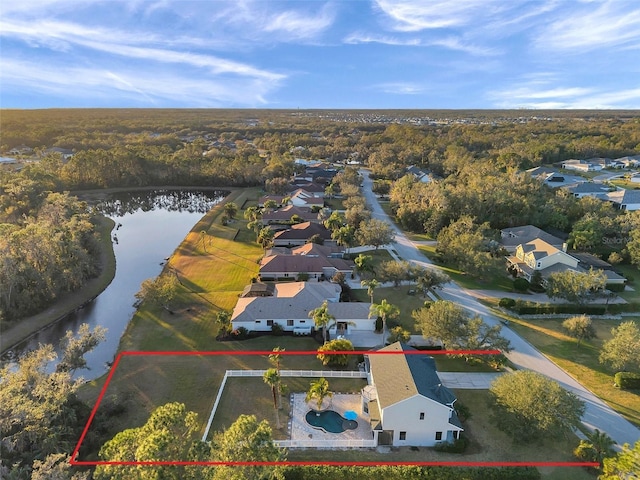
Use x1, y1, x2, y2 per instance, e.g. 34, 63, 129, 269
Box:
271, 323, 284, 336
607, 283, 626, 292
434, 435, 469, 453
513, 278, 530, 292
614, 372, 640, 389
232, 326, 249, 340
499, 297, 516, 308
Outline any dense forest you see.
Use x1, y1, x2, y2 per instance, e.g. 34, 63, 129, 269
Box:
1, 108, 639, 324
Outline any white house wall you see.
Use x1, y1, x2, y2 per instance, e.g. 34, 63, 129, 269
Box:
380, 395, 460, 447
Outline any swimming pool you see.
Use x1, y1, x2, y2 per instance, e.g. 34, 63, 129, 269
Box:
305, 410, 358, 433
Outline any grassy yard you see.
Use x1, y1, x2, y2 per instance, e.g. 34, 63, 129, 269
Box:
350, 286, 428, 334
417, 245, 514, 291
210, 376, 367, 441
498, 314, 640, 427
614, 263, 640, 303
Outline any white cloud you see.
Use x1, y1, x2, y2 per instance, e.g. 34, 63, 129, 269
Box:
374, 0, 508, 31
371, 82, 427, 95
538, 1, 640, 51
0, 58, 280, 107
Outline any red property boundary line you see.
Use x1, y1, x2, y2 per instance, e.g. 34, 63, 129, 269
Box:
71, 349, 598, 469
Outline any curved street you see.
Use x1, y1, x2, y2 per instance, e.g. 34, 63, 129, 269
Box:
360, 169, 640, 448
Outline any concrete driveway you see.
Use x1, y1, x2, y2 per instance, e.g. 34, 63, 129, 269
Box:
359, 169, 640, 448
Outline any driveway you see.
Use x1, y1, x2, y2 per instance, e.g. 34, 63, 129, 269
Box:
360, 169, 640, 448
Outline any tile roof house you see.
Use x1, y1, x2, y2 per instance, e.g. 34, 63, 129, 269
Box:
363, 342, 463, 446
230, 282, 373, 335
259, 242, 353, 281
500, 225, 566, 254
272, 222, 333, 247
260, 205, 320, 225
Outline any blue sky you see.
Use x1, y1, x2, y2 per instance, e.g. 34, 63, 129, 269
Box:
2, 0, 640, 109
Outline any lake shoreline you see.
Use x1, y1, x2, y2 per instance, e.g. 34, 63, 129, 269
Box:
0, 215, 117, 355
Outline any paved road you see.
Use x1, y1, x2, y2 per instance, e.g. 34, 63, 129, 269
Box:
360, 170, 640, 448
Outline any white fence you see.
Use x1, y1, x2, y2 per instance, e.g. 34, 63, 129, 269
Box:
226, 369, 367, 378
202, 369, 367, 442
274, 439, 376, 448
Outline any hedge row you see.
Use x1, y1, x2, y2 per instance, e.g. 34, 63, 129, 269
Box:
615, 372, 640, 389
284, 466, 541, 480
505, 301, 640, 315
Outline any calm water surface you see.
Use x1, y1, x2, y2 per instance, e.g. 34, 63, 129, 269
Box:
7, 189, 224, 379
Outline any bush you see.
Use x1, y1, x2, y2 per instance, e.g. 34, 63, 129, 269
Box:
607, 283, 626, 292
232, 326, 249, 340
499, 297, 516, 308
434, 435, 469, 453
271, 322, 284, 336
614, 372, 640, 389
513, 278, 530, 292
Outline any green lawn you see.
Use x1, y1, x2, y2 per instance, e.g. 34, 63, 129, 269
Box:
350, 286, 428, 334
416, 245, 514, 291
499, 314, 640, 427
614, 263, 640, 303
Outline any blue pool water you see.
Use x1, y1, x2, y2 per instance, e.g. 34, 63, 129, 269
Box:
305, 410, 358, 433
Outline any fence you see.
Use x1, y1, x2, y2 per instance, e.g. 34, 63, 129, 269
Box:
274, 439, 376, 448
226, 369, 367, 378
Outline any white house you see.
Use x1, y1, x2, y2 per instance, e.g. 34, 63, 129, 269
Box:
363, 342, 463, 446
507, 238, 579, 281
605, 189, 640, 211
230, 282, 373, 335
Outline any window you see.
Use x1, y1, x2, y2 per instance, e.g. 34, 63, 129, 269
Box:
435, 432, 442, 441
300, 320, 306, 324
267, 320, 273, 326
453, 431, 459, 440
287, 320, 294, 326
255, 320, 261, 324
419, 412, 425, 420
399, 432, 406, 441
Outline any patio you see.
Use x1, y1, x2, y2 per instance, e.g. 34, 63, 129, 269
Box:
286, 393, 374, 446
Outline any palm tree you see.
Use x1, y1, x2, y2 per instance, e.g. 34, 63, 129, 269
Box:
263, 368, 281, 428
309, 300, 335, 344
305, 377, 333, 411
268, 347, 284, 409
354, 253, 374, 278
416, 268, 450, 298
332, 225, 355, 254
224, 202, 238, 220
361, 278, 380, 304
370, 299, 399, 346
586, 429, 617, 465
323, 211, 344, 232
257, 227, 274, 249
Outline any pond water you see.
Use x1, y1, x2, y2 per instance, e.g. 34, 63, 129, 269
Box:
4, 189, 225, 379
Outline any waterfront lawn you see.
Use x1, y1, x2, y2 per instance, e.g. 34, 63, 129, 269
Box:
504, 315, 640, 427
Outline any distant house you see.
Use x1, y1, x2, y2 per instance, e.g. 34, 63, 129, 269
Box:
500, 225, 566, 254
406, 165, 433, 183
260, 205, 320, 225
230, 282, 372, 335
630, 173, 640, 184
259, 243, 353, 280
258, 195, 287, 208
562, 159, 604, 172
363, 342, 463, 446
604, 189, 640, 211
565, 182, 613, 199
525, 167, 585, 187
289, 189, 325, 208
507, 239, 579, 282
272, 222, 332, 247
8, 145, 33, 156
44, 147, 74, 160
240, 282, 276, 298
287, 182, 326, 197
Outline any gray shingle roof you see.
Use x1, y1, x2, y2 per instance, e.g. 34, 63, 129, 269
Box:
368, 342, 457, 409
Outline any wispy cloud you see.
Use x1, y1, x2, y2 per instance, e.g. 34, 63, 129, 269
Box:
538, 0, 640, 51
1, 58, 278, 107
371, 82, 427, 95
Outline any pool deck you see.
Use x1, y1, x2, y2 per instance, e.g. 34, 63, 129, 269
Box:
289, 393, 373, 442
